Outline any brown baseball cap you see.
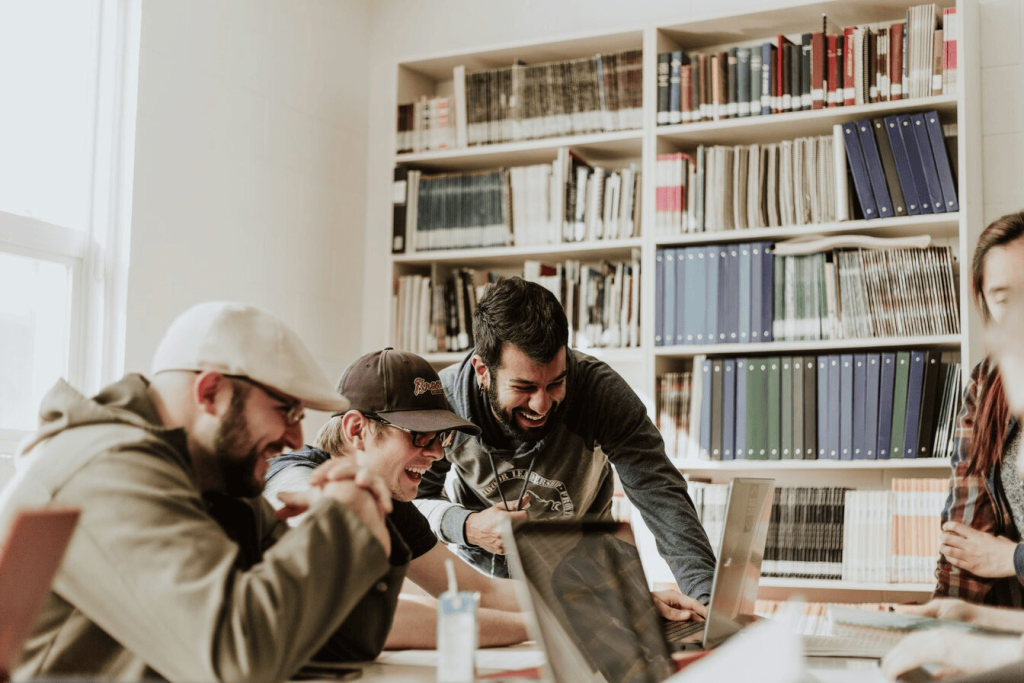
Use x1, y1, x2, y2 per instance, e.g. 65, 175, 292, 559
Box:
337, 348, 480, 435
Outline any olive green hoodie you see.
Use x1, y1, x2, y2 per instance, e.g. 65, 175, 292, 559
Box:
2, 374, 408, 683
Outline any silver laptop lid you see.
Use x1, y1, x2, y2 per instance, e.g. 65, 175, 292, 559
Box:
702, 477, 775, 648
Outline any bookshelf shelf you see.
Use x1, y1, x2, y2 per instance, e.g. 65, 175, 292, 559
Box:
760, 577, 935, 592
385, 0, 979, 605
654, 334, 962, 358
396, 130, 643, 172
393, 237, 643, 267
674, 457, 950, 472
652, 214, 960, 247
655, 95, 957, 147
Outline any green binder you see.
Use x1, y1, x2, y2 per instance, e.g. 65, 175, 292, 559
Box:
888, 351, 912, 459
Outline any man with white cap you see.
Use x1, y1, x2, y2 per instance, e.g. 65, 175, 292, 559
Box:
0, 301, 406, 683
265, 348, 529, 649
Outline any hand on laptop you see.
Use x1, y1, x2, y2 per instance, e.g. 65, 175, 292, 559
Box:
652, 588, 707, 621
465, 495, 530, 554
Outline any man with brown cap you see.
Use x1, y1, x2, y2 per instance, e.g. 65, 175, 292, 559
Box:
265, 347, 529, 649
0, 301, 405, 683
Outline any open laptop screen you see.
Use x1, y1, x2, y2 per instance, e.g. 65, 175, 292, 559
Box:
508, 519, 675, 683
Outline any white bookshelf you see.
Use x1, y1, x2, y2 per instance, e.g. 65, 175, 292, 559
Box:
386, 0, 980, 603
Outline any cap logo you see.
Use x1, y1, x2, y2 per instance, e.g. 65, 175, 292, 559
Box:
413, 377, 443, 396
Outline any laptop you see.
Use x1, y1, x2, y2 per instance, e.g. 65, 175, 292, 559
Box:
0, 507, 80, 681
502, 477, 775, 683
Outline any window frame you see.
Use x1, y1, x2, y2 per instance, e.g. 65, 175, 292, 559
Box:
0, 0, 140, 456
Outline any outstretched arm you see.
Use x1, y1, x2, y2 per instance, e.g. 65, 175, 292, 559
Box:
383, 593, 528, 649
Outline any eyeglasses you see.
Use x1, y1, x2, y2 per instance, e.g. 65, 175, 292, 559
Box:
363, 413, 455, 449
227, 375, 305, 426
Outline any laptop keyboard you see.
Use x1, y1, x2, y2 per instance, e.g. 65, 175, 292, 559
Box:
662, 618, 705, 642
802, 634, 899, 658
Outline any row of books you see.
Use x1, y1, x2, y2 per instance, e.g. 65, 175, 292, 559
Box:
393, 269, 488, 354
843, 112, 959, 221
843, 479, 947, 584
656, 4, 957, 125
656, 351, 963, 463
654, 242, 958, 347
396, 95, 455, 154
393, 256, 642, 354
525, 254, 642, 350
396, 50, 645, 153
686, 479, 944, 582
654, 133, 839, 236
773, 244, 960, 342
391, 151, 641, 254
654, 111, 956, 236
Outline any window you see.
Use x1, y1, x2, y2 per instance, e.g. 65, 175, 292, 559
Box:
0, 0, 140, 459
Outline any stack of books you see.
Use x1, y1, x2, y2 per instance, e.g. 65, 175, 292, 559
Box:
656, 352, 962, 462
656, 4, 958, 125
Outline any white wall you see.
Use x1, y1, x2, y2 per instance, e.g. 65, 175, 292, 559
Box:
128, 0, 372, 437
361, 0, 1024, 348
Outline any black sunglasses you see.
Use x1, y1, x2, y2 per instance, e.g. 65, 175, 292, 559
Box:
362, 413, 456, 449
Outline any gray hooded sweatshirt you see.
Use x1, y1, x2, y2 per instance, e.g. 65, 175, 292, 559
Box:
414, 349, 716, 603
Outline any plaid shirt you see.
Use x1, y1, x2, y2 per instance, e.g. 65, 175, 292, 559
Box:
934, 358, 1024, 605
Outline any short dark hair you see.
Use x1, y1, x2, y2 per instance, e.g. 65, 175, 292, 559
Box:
472, 276, 569, 370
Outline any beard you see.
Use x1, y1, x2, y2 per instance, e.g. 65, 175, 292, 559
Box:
486, 377, 560, 443
212, 389, 268, 498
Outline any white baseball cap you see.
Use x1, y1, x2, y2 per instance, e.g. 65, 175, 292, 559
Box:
151, 301, 349, 413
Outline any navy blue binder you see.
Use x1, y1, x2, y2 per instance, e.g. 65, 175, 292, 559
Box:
723, 359, 737, 460
826, 354, 841, 459
923, 110, 959, 213
738, 243, 752, 343
883, 114, 925, 215
876, 352, 897, 459
864, 353, 881, 459
840, 354, 854, 460
705, 246, 720, 346
901, 114, 944, 214
719, 245, 739, 343
900, 350, 927, 459
856, 119, 894, 218
684, 248, 706, 344
842, 121, 878, 219
750, 243, 764, 344
852, 354, 868, 459
817, 356, 829, 458
711, 358, 725, 460
655, 249, 666, 346
734, 358, 748, 460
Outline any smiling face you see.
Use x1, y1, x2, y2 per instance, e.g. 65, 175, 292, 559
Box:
214, 378, 304, 497
352, 414, 446, 502
476, 345, 567, 442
